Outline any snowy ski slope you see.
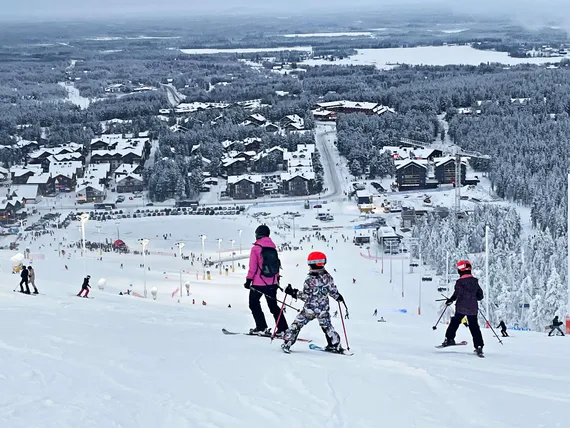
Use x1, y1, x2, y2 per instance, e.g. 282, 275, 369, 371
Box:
1, 208, 570, 428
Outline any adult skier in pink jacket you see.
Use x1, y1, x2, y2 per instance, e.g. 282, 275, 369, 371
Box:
244, 225, 289, 336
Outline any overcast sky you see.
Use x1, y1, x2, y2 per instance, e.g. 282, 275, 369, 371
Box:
1, 0, 568, 24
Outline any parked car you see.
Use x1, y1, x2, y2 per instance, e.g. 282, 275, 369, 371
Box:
146, 203, 154, 206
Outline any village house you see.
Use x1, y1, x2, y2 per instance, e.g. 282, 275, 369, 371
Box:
395, 160, 430, 190
281, 172, 316, 196
84, 163, 111, 188
10, 165, 43, 185
240, 114, 267, 127
280, 114, 304, 129
9, 185, 40, 204
0, 198, 23, 224
314, 100, 396, 116
114, 163, 142, 181
222, 158, 248, 176
25, 173, 55, 196
90, 134, 151, 172
251, 146, 286, 173
264, 123, 280, 133
76, 180, 107, 203
433, 157, 467, 185
0, 167, 8, 181
116, 174, 143, 193
227, 175, 263, 199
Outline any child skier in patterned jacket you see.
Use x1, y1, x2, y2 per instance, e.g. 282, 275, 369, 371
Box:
282, 251, 345, 353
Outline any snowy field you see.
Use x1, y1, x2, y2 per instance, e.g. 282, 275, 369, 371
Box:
58, 82, 90, 109
2, 196, 570, 427
301, 45, 569, 68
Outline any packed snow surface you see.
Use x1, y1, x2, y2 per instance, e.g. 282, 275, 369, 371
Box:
1, 203, 570, 428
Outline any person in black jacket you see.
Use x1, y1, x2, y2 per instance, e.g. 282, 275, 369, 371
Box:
548, 316, 565, 336
496, 320, 509, 337
441, 260, 485, 355
77, 275, 91, 298
19, 265, 30, 294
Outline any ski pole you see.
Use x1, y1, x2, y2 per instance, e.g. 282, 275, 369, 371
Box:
271, 294, 288, 343
478, 308, 503, 345
338, 301, 350, 351
250, 286, 300, 312
432, 305, 448, 330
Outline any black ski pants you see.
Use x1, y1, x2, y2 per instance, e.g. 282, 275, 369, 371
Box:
249, 285, 288, 332
446, 313, 484, 348
548, 326, 565, 336
501, 329, 509, 337
19, 278, 30, 293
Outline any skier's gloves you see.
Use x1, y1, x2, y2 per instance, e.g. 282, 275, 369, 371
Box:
445, 298, 454, 306
337, 293, 345, 303
244, 279, 252, 289
285, 284, 298, 299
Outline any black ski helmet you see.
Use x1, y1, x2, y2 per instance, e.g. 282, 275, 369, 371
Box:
255, 225, 270, 240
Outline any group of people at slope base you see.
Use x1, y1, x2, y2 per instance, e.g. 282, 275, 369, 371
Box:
18, 265, 38, 294
243, 224, 347, 354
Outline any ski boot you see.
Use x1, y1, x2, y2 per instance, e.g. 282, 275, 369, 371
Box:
475, 346, 484, 357
440, 338, 455, 347
249, 327, 270, 336
325, 342, 345, 354
273, 330, 286, 339
33, 289, 39, 294
281, 342, 292, 354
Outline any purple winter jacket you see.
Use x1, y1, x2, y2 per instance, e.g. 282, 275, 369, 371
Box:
247, 236, 279, 286
449, 274, 484, 316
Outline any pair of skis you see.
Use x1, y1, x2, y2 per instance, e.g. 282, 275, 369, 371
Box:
222, 328, 354, 356
435, 340, 484, 358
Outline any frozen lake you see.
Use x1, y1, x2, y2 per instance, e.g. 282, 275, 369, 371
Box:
301, 45, 569, 68
283, 32, 373, 38
180, 46, 313, 54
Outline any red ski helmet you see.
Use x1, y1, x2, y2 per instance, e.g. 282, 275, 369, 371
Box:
456, 260, 472, 272
307, 251, 327, 267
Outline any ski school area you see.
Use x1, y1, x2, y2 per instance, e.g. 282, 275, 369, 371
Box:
1, 205, 569, 428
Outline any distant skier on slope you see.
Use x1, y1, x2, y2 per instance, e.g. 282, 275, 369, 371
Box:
28, 266, 38, 294
244, 225, 288, 336
548, 316, 565, 336
497, 320, 509, 337
77, 275, 91, 298
19, 265, 30, 294
281, 251, 345, 354
441, 260, 484, 356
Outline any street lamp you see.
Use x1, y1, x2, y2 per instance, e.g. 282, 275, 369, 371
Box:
77, 213, 89, 277
230, 239, 236, 272
96, 225, 101, 236
238, 229, 243, 254
115, 220, 120, 240
200, 234, 207, 280
217, 238, 222, 275
176, 242, 185, 298
138, 238, 150, 298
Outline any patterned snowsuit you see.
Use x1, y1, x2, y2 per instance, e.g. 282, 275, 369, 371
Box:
283, 269, 342, 348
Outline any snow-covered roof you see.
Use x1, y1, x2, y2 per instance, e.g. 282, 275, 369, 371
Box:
227, 174, 262, 184
281, 171, 315, 181
49, 161, 83, 178
114, 164, 139, 176
395, 159, 428, 170
433, 156, 469, 167
76, 179, 105, 193
221, 140, 235, 149
227, 150, 257, 159
412, 148, 439, 159
116, 173, 143, 184
26, 173, 52, 184
29, 143, 82, 159
315, 100, 395, 115
15, 139, 39, 149
0, 167, 8, 175
10, 166, 41, 178
174, 102, 230, 114
85, 163, 111, 182
249, 114, 266, 123
10, 185, 39, 200
282, 114, 303, 124
222, 157, 247, 167
49, 152, 83, 162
